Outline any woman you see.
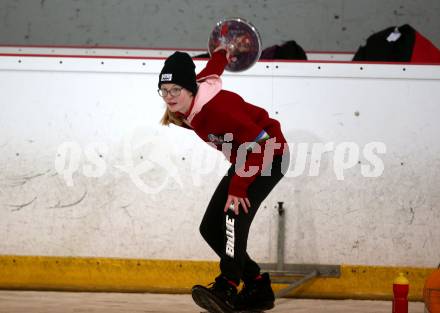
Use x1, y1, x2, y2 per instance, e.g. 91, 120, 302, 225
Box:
158, 48, 289, 313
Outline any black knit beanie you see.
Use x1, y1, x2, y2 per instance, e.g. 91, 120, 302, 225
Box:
158, 51, 198, 95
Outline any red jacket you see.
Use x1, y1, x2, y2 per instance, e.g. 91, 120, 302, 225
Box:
412, 31, 440, 63
183, 50, 287, 197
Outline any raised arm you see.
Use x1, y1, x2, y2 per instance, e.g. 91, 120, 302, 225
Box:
196, 49, 229, 79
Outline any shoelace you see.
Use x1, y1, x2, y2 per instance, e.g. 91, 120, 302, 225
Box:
239, 282, 259, 299
207, 279, 237, 298
207, 280, 227, 291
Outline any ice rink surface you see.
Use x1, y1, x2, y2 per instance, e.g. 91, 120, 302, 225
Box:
0, 291, 425, 313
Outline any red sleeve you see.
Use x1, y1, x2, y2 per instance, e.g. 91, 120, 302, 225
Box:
196, 49, 228, 79
226, 114, 271, 198
229, 150, 264, 198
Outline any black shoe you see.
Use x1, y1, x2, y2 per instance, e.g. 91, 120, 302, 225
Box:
235, 273, 275, 311
192, 275, 238, 313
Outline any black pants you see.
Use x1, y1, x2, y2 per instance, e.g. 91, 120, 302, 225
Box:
199, 152, 289, 284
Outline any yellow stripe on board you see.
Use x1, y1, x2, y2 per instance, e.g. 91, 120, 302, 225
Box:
0, 255, 434, 301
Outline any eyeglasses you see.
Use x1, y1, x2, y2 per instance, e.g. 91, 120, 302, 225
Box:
158, 87, 183, 98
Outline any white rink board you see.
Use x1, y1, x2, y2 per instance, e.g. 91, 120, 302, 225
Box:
0, 53, 439, 267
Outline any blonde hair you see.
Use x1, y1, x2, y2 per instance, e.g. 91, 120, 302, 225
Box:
159, 88, 195, 126
160, 108, 184, 126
